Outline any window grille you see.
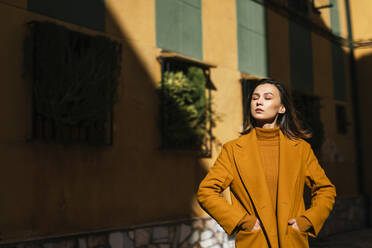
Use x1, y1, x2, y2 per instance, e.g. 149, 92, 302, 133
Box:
25, 21, 121, 146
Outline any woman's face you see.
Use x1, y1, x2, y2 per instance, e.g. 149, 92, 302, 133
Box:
250, 83, 286, 127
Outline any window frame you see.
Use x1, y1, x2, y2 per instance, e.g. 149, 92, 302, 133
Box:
157, 52, 216, 157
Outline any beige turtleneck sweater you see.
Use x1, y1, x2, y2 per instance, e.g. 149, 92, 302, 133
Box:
237, 127, 312, 232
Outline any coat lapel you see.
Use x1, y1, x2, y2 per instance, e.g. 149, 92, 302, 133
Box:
234, 129, 277, 237
233, 129, 302, 247
277, 131, 301, 242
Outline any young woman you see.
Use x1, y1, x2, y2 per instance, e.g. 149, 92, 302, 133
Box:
197, 79, 336, 248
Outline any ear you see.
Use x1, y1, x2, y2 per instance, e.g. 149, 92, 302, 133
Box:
279, 104, 286, 114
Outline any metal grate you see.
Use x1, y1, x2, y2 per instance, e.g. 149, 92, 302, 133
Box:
30, 110, 114, 146
25, 22, 120, 146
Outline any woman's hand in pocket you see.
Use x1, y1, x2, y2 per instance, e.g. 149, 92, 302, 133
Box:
250, 218, 261, 231
288, 218, 300, 231
288, 217, 313, 232
238, 214, 261, 232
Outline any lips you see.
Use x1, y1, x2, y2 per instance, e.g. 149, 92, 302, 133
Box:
255, 108, 264, 113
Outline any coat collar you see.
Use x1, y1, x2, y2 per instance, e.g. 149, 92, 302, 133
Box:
233, 128, 301, 240
235, 127, 299, 148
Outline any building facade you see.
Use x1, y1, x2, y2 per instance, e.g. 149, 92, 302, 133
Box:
0, 0, 371, 247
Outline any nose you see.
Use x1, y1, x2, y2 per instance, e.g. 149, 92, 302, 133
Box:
256, 97, 263, 106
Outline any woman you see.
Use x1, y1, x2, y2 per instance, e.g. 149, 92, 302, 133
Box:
197, 79, 336, 248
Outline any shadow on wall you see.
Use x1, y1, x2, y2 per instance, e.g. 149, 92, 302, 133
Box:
268, 0, 372, 233
0, 2, 208, 242
354, 53, 372, 195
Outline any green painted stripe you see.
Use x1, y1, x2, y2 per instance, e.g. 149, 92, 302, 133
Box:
330, 1, 346, 100
330, 0, 341, 36
156, 0, 181, 53
179, 0, 203, 59
236, 0, 267, 77
156, 0, 202, 60
236, 0, 265, 34
181, 0, 201, 8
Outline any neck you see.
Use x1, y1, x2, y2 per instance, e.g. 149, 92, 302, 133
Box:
255, 125, 280, 140
255, 115, 279, 129
257, 123, 278, 129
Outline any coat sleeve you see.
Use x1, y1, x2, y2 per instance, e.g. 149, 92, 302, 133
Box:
197, 143, 247, 235
302, 142, 336, 237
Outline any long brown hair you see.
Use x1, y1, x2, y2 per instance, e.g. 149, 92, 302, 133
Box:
241, 78, 312, 140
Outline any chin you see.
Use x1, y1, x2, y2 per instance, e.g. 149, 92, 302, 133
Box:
252, 115, 270, 121
253, 117, 277, 124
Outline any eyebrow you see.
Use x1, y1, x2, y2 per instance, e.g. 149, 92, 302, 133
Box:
253, 92, 274, 96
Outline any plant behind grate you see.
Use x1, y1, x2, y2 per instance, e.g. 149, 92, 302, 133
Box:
160, 66, 215, 150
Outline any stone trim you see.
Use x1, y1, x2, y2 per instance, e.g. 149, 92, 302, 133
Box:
1, 195, 369, 248
0, 218, 234, 248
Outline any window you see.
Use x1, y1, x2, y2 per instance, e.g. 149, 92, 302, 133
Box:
157, 53, 216, 157
25, 22, 121, 146
292, 91, 324, 154
335, 104, 348, 134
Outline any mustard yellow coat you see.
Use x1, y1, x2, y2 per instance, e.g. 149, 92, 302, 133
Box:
197, 129, 336, 248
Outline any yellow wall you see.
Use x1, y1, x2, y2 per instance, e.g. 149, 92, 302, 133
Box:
312, 33, 357, 196
349, 0, 372, 40
308, 0, 359, 196
310, 3, 358, 195
266, 1, 359, 195
0, 0, 208, 241
349, 0, 372, 194
354, 47, 372, 194
311, 0, 348, 39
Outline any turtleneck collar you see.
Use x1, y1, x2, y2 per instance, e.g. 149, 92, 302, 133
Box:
255, 126, 280, 141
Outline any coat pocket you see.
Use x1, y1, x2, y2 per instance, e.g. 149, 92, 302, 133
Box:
287, 226, 309, 248
235, 228, 267, 248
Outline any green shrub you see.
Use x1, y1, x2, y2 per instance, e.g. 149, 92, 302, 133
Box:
159, 66, 215, 150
